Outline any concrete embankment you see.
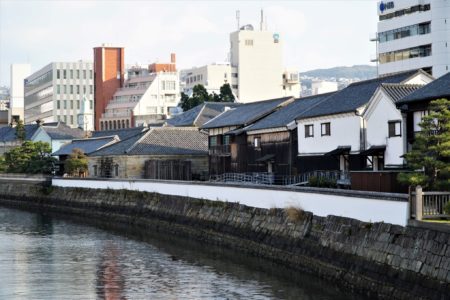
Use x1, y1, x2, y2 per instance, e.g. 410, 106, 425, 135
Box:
0, 180, 448, 299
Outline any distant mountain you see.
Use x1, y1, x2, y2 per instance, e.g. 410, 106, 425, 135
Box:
300, 65, 377, 80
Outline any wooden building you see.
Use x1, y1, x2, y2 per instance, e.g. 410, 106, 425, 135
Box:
201, 97, 294, 175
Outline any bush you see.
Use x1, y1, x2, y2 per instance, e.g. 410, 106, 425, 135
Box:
284, 206, 305, 222
308, 175, 337, 188
444, 201, 450, 215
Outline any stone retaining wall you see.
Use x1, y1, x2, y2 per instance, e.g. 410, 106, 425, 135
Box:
0, 181, 448, 300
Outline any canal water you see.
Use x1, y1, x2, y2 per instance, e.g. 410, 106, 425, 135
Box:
0, 206, 366, 300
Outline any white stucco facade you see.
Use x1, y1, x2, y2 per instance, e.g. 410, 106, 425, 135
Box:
364, 90, 405, 167
297, 113, 362, 155
376, 0, 450, 77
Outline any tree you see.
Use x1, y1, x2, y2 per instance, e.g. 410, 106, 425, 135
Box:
219, 83, 235, 102
4, 141, 55, 174
64, 148, 88, 177
15, 119, 26, 141
398, 98, 450, 190
179, 85, 212, 111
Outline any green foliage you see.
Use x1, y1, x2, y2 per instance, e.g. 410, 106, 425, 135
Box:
308, 176, 337, 188
15, 119, 26, 141
179, 83, 236, 111
444, 201, 450, 215
4, 141, 55, 174
64, 148, 88, 176
398, 98, 450, 190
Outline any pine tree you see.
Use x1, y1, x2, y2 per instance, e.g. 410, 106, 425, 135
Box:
15, 119, 26, 141
398, 98, 450, 190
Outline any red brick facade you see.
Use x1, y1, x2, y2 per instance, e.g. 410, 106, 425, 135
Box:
93, 46, 125, 130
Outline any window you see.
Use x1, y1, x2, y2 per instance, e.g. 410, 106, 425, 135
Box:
379, 44, 431, 64
223, 135, 230, 145
77, 100, 80, 109
305, 124, 314, 138
76, 70, 80, 79
70, 100, 74, 109
63, 70, 67, 79
57, 70, 60, 79
232, 85, 238, 89
90, 101, 93, 109
93, 165, 98, 176
210, 136, 217, 147
70, 70, 73, 79
232, 73, 238, 78
245, 39, 253, 46
254, 137, 261, 148
63, 86, 67, 94
388, 121, 401, 137
57, 85, 60, 94
83, 86, 86, 94
70, 115, 73, 125
114, 164, 119, 177
83, 70, 86, 79
70, 85, 73, 94
57, 101, 60, 109
90, 85, 93, 94
76, 85, 80, 94
89, 70, 93, 79
63, 100, 67, 109
321, 123, 330, 136
63, 115, 67, 123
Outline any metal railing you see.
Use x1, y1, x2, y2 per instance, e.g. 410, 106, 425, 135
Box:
209, 170, 351, 187
410, 186, 450, 220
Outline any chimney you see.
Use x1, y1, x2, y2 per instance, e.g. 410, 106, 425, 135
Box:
171, 53, 176, 64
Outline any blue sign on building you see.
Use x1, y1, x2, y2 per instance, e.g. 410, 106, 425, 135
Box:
380, 1, 395, 12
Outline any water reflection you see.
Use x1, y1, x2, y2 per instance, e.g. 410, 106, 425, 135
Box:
0, 207, 366, 300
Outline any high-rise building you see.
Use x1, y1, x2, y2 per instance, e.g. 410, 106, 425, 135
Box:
24, 61, 94, 130
181, 63, 232, 96
229, 11, 300, 103
374, 0, 450, 77
9, 64, 31, 123
93, 45, 125, 130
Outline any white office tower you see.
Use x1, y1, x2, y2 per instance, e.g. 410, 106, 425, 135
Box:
182, 63, 231, 96
24, 61, 94, 130
10, 64, 31, 123
230, 11, 300, 103
376, 0, 450, 77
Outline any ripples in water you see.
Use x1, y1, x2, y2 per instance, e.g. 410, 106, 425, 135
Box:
0, 207, 365, 299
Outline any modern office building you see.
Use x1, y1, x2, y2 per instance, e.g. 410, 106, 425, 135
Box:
9, 64, 31, 123
99, 60, 180, 130
93, 45, 125, 130
182, 63, 232, 96
229, 12, 300, 103
375, 0, 450, 77
24, 61, 94, 130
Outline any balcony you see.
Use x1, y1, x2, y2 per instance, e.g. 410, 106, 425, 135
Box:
209, 144, 231, 156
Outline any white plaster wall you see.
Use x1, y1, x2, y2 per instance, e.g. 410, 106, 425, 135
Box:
365, 92, 404, 166
53, 178, 409, 226
298, 114, 361, 155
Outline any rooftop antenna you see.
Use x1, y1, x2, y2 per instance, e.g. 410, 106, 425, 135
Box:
260, 9, 264, 31
236, 10, 240, 30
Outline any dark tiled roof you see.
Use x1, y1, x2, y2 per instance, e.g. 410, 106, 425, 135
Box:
88, 130, 149, 157
43, 122, 85, 140
167, 102, 241, 127
246, 93, 335, 132
128, 127, 208, 156
381, 84, 424, 103
52, 136, 118, 156
91, 126, 147, 140
201, 97, 293, 129
0, 124, 39, 142
298, 70, 421, 119
397, 72, 450, 105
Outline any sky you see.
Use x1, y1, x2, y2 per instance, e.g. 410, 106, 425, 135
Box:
0, 0, 378, 87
